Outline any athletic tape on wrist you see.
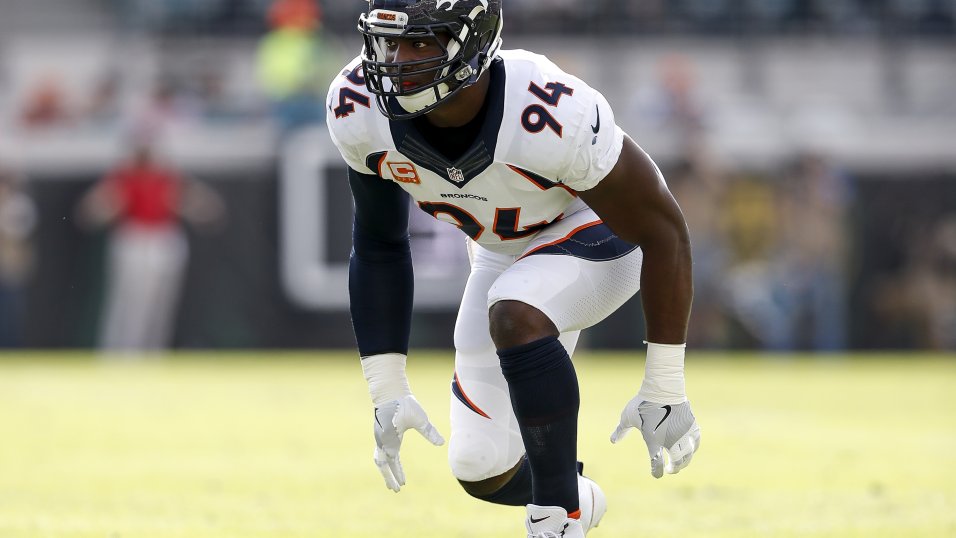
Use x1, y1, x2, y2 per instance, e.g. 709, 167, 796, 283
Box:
637, 341, 687, 405
361, 353, 412, 407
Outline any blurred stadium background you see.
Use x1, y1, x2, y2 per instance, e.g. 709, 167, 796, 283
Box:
0, 0, 954, 352
1, 2, 955, 537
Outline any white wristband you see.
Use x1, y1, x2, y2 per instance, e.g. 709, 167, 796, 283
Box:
361, 353, 412, 407
637, 341, 687, 405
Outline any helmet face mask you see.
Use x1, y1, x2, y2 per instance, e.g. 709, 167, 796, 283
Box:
361, 26, 460, 109
358, 0, 503, 120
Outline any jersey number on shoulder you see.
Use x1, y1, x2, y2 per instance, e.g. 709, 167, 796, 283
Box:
521, 82, 573, 137
418, 202, 554, 241
333, 66, 371, 119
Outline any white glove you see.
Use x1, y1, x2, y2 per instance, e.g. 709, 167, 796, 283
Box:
610, 397, 701, 478
373, 395, 445, 492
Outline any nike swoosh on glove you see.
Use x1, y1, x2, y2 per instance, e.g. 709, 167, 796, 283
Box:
610, 398, 701, 478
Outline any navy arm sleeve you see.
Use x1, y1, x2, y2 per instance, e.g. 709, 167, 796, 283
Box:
348, 167, 414, 357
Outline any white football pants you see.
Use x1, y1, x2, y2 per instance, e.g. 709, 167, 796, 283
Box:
448, 209, 644, 482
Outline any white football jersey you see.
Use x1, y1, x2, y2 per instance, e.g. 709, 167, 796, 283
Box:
326, 49, 625, 256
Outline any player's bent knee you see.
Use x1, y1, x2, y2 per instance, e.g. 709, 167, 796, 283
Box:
488, 300, 558, 349
447, 431, 500, 483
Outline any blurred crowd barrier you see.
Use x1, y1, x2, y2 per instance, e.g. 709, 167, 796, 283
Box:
4, 0, 956, 36
0, 1, 954, 351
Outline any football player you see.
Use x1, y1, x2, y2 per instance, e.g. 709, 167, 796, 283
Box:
326, 1, 701, 536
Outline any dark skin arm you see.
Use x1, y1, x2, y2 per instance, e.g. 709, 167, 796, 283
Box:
578, 135, 693, 345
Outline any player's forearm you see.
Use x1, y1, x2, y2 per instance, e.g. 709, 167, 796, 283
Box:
638, 227, 693, 345
349, 226, 414, 357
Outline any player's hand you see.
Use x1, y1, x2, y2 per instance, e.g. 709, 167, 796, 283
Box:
372, 394, 445, 492
610, 397, 701, 478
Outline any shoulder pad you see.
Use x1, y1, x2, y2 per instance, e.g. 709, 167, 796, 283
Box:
326, 57, 389, 174
497, 50, 622, 189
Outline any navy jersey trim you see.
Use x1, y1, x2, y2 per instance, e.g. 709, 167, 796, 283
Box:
521, 220, 639, 262
387, 58, 506, 189
365, 151, 388, 175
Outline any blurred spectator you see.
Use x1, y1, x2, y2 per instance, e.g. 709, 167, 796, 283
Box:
720, 174, 788, 348
721, 155, 853, 351
0, 166, 37, 347
773, 154, 853, 350
19, 73, 72, 129
195, 69, 234, 121
80, 71, 123, 127
624, 0, 668, 26
777, 154, 852, 351
76, 144, 226, 354
256, 0, 327, 134
873, 214, 956, 350
629, 54, 707, 152
133, 80, 204, 141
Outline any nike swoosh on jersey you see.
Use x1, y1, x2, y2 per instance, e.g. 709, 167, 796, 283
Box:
591, 104, 601, 134
654, 404, 672, 432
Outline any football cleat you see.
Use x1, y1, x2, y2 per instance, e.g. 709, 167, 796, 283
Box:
577, 474, 606, 534
525, 505, 586, 538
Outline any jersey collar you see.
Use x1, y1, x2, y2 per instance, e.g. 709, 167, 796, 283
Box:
387, 57, 506, 189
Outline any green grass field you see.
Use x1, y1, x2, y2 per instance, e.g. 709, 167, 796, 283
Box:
0, 352, 954, 537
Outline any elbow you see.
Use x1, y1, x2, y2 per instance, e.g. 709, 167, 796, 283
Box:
352, 224, 412, 264
624, 219, 691, 258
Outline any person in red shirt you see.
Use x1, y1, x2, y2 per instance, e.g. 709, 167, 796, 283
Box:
77, 144, 225, 353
